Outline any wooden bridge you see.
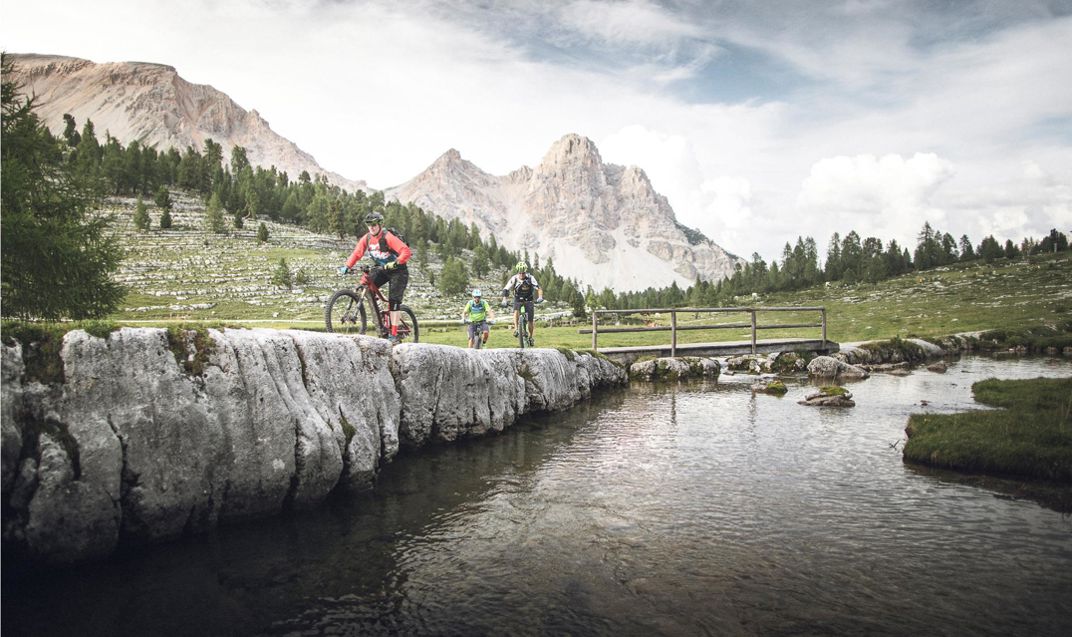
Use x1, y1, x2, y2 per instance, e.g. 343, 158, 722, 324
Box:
580, 306, 839, 365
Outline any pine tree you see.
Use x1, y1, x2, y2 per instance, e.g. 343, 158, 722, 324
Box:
256, 221, 269, 243
133, 196, 151, 231
159, 208, 173, 229
1, 55, 125, 319
204, 192, 226, 234
439, 257, 469, 295
271, 257, 293, 289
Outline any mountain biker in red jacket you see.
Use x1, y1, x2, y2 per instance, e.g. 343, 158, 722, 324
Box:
338, 211, 412, 344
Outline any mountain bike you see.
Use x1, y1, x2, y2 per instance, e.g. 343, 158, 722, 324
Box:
465, 318, 493, 349
503, 298, 541, 348
325, 265, 419, 343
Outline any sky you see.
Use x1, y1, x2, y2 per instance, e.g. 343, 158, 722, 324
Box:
3, 0, 1071, 261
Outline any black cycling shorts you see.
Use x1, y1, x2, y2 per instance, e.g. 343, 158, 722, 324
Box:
371, 265, 409, 310
512, 298, 534, 319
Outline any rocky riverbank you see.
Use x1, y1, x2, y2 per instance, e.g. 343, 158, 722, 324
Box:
1, 328, 625, 564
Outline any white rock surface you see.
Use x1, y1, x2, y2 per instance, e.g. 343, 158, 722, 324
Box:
2, 328, 624, 563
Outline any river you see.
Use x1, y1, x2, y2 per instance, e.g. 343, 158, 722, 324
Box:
4, 356, 1071, 636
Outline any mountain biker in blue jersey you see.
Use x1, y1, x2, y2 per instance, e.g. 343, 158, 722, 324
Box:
501, 261, 543, 343
461, 288, 494, 348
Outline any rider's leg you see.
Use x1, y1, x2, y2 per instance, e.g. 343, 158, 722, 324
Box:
387, 268, 409, 339
512, 309, 520, 334
481, 326, 489, 344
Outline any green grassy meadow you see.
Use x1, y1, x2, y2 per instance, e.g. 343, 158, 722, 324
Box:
904, 378, 1072, 484
81, 194, 1072, 350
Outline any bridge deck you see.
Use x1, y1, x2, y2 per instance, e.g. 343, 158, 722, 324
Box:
596, 338, 838, 364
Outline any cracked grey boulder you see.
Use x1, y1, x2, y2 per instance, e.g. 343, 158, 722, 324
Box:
2, 330, 625, 564
807, 356, 870, 380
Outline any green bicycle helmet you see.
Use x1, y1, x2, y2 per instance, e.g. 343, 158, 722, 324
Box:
514, 261, 528, 273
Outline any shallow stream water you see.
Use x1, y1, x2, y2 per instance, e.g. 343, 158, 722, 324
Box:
4, 356, 1072, 636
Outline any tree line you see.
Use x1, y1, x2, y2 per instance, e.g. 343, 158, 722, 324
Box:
593, 222, 1069, 311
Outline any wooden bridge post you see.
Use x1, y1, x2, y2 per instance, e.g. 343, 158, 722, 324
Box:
821, 308, 827, 350
750, 309, 757, 355
670, 310, 677, 357
592, 311, 598, 350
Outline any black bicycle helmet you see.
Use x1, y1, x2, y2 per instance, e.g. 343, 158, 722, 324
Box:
365, 211, 384, 225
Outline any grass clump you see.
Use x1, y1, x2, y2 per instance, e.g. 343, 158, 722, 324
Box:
859, 336, 926, 363
165, 326, 217, 376
973, 321, 1072, 353
1, 321, 68, 384
904, 377, 1072, 483
764, 380, 788, 395
818, 385, 849, 396
2, 321, 125, 384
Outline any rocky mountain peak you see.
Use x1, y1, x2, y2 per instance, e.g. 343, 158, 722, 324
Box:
7, 53, 365, 192
387, 134, 741, 291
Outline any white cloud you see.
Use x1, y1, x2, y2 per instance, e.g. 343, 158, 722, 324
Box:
2, 0, 1069, 266
795, 153, 956, 248
558, 0, 703, 46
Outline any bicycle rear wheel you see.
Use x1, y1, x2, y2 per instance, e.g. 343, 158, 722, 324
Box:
326, 288, 375, 335
395, 305, 419, 343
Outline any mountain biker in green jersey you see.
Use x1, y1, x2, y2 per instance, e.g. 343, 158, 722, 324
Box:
461, 288, 494, 348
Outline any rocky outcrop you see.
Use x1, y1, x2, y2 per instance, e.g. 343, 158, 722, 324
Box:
807, 356, 870, 380
1, 328, 625, 564
627, 356, 721, 381
835, 338, 945, 366
386, 134, 741, 292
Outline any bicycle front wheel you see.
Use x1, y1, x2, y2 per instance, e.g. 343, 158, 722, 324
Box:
326, 288, 375, 335
518, 315, 527, 349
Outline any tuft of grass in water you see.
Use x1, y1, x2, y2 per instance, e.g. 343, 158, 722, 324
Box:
818, 385, 849, 397
904, 377, 1072, 483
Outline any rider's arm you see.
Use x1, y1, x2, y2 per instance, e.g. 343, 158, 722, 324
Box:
345, 233, 369, 269
385, 232, 412, 265
530, 275, 543, 300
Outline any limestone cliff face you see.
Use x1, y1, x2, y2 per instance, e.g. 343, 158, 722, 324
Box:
8, 53, 364, 191
1, 329, 625, 564
387, 134, 741, 291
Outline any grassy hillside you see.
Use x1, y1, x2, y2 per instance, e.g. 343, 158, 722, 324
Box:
101, 194, 1072, 349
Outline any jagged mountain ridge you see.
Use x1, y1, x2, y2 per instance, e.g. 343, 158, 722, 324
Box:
387, 134, 741, 291
8, 53, 364, 191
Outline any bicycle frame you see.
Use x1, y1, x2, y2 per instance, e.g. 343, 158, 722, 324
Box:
325, 265, 418, 342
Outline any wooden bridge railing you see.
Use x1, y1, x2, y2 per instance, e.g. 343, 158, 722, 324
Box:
579, 306, 827, 356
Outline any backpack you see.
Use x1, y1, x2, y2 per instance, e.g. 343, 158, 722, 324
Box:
365, 226, 408, 257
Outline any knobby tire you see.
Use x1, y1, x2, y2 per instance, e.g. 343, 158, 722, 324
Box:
325, 289, 374, 335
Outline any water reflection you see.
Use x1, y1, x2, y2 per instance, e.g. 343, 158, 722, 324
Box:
4, 358, 1071, 636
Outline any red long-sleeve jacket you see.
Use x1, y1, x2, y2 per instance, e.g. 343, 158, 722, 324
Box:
345, 230, 412, 269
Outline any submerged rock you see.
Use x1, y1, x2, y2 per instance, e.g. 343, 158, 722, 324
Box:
799, 386, 856, 407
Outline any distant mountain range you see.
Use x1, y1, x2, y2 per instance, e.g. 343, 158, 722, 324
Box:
386, 135, 740, 291
8, 53, 364, 191
8, 53, 740, 291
